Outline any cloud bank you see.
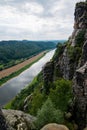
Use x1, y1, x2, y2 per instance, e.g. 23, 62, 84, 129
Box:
0, 0, 82, 40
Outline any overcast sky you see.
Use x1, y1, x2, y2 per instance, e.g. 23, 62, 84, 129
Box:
0, 0, 83, 41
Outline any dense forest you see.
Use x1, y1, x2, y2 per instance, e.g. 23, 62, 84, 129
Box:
0, 40, 56, 70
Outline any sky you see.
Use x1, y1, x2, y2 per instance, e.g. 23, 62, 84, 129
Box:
0, 0, 83, 41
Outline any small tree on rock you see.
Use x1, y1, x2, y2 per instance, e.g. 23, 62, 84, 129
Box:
35, 98, 64, 129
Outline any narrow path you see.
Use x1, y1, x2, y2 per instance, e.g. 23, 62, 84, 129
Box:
0, 52, 45, 79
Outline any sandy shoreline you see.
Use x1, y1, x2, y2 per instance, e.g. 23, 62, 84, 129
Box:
0, 52, 45, 79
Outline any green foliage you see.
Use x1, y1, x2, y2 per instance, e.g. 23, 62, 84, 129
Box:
53, 43, 65, 61
67, 46, 82, 63
29, 91, 46, 116
44, 82, 55, 95
49, 79, 73, 112
35, 98, 64, 130
76, 1, 87, 7
75, 30, 86, 47
0, 55, 44, 86
5, 73, 43, 110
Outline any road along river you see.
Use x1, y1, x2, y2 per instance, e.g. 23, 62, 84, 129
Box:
0, 49, 55, 107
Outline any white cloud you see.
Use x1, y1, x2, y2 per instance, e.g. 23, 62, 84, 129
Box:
23, 2, 44, 14
0, 0, 82, 40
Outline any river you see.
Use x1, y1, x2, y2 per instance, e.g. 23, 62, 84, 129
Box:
0, 49, 55, 107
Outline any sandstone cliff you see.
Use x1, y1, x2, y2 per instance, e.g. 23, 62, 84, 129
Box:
42, 1, 87, 129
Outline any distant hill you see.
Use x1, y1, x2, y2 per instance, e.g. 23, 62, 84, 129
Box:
43, 40, 66, 44
0, 40, 57, 70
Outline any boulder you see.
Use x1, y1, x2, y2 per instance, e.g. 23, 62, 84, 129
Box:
2, 109, 36, 130
41, 123, 69, 130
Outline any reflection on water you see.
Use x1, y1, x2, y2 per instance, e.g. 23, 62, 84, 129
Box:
0, 50, 55, 106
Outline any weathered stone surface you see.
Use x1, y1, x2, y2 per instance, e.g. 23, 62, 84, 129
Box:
2, 109, 36, 130
70, 2, 87, 47
73, 62, 87, 130
81, 31, 87, 65
42, 61, 54, 84
40, 123, 69, 130
74, 2, 87, 29
0, 108, 9, 130
23, 94, 33, 111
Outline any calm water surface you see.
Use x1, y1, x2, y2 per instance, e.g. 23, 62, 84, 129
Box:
0, 50, 55, 106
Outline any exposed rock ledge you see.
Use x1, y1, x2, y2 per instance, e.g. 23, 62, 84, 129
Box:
2, 109, 36, 130
73, 61, 87, 130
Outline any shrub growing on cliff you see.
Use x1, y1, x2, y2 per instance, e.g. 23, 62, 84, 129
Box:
53, 43, 65, 61
67, 46, 81, 63
49, 79, 72, 112
29, 90, 47, 115
75, 30, 86, 47
35, 98, 64, 130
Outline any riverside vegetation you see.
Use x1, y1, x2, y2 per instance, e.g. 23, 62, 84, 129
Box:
0, 40, 56, 70
0, 40, 56, 86
0, 52, 45, 86
1, 1, 87, 130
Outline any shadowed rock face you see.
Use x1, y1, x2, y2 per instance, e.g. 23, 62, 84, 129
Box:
70, 2, 87, 47
74, 2, 87, 29
0, 108, 8, 130
72, 2, 87, 130
73, 62, 87, 130
81, 32, 87, 65
42, 61, 54, 85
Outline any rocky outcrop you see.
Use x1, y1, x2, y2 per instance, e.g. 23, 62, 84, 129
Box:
81, 31, 87, 65
74, 2, 87, 29
2, 109, 36, 130
70, 2, 87, 46
42, 61, 54, 84
52, 2, 87, 129
23, 94, 33, 112
72, 2, 87, 130
73, 62, 87, 130
41, 123, 69, 130
0, 108, 9, 130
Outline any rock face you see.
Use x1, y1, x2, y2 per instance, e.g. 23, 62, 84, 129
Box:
41, 123, 69, 130
74, 2, 87, 29
72, 2, 87, 130
2, 109, 36, 130
51, 2, 87, 129
42, 61, 54, 84
73, 62, 87, 130
0, 108, 8, 130
70, 2, 87, 47
81, 32, 87, 65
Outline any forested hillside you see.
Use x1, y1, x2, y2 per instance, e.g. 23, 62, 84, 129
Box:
0, 40, 56, 70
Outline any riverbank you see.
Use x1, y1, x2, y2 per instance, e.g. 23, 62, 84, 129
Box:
0, 51, 46, 86
0, 50, 55, 106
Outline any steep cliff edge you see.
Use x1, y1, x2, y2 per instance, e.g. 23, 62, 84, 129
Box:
43, 1, 87, 129
72, 2, 87, 130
